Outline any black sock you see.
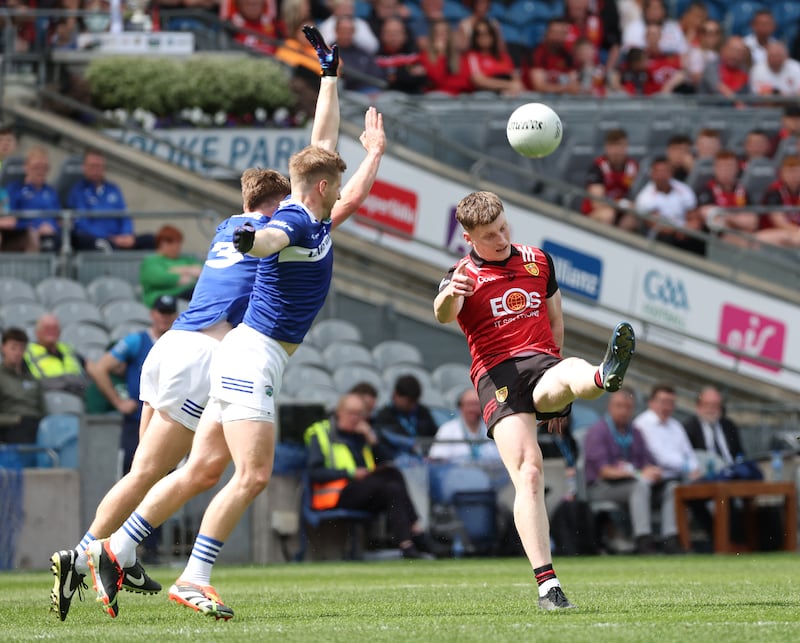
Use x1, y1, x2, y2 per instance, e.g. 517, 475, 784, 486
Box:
534, 564, 557, 587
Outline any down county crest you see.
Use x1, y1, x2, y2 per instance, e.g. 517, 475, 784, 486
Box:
495, 386, 508, 403
524, 263, 539, 276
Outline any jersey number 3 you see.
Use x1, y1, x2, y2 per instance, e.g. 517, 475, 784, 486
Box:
205, 241, 244, 269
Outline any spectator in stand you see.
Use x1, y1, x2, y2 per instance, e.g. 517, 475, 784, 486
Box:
581, 128, 639, 231
641, 22, 689, 95
139, 224, 203, 308
429, 387, 498, 463
458, 0, 506, 57
525, 18, 579, 95
24, 313, 88, 397
463, 18, 523, 96
408, 0, 445, 51
634, 156, 704, 254
677, 1, 706, 51
743, 9, 777, 68
771, 105, 800, 157
583, 387, 673, 555
3, 146, 61, 252
83, 0, 113, 33
374, 16, 428, 94
635, 383, 700, 485
682, 18, 723, 89
694, 127, 723, 163
348, 381, 379, 422
222, 0, 282, 54
618, 46, 649, 95
622, 0, 687, 56
66, 148, 155, 251
366, 0, 411, 44
0, 124, 18, 172
665, 134, 694, 182
750, 41, 800, 97
682, 385, 744, 468
740, 129, 771, 169
305, 392, 434, 559
563, 0, 622, 72
274, 0, 318, 77
573, 37, 609, 96
318, 0, 378, 55
47, 0, 83, 51
331, 15, 385, 93
699, 36, 751, 98
419, 18, 470, 95
0, 327, 46, 449
373, 374, 439, 459
755, 155, 800, 249
0, 0, 37, 55
87, 294, 177, 474
695, 150, 758, 247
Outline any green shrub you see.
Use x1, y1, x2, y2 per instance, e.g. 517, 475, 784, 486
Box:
85, 55, 296, 120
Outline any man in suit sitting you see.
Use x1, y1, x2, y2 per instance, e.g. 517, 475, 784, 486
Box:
682, 385, 745, 468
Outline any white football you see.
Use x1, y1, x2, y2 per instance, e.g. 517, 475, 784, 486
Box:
506, 102, 563, 158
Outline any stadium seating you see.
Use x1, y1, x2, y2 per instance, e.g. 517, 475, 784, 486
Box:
60, 322, 110, 349
431, 362, 472, 395
322, 341, 375, 369
101, 300, 150, 329
331, 364, 385, 395
86, 276, 138, 308
36, 413, 80, 468
0, 277, 37, 305
52, 300, 104, 328
0, 155, 24, 187
283, 364, 336, 398
35, 277, 88, 308
0, 301, 47, 329
371, 339, 423, 371
44, 391, 85, 416
306, 318, 363, 347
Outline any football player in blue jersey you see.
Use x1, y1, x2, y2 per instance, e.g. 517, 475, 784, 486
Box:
52, 27, 384, 622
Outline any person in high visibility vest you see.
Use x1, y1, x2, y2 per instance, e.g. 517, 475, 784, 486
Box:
24, 314, 87, 397
305, 392, 435, 559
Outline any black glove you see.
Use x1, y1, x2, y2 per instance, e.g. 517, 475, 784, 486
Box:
302, 24, 339, 77
233, 222, 255, 253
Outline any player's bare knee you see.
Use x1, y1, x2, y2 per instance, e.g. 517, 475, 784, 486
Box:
518, 460, 545, 495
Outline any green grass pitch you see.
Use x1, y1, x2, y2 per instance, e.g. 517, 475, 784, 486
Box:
2, 554, 798, 642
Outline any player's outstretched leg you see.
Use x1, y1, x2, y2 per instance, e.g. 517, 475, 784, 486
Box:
49, 549, 87, 622
168, 580, 234, 621
600, 322, 636, 392
87, 539, 124, 618
121, 560, 162, 594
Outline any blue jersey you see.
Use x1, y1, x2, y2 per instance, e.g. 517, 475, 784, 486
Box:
5, 180, 60, 230
172, 213, 270, 332
243, 198, 333, 344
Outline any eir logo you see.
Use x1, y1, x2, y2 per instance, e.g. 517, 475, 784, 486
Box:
718, 303, 786, 372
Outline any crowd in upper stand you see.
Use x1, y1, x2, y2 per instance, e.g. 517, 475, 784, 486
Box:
4, 2, 799, 99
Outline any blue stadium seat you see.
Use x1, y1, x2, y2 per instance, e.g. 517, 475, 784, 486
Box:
294, 471, 373, 562
771, 2, 800, 39
506, 0, 555, 26
724, 2, 767, 37
36, 414, 80, 468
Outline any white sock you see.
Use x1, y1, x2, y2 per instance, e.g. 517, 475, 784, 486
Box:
74, 532, 95, 575
110, 512, 153, 569
180, 534, 224, 587
538, 578, 561, 597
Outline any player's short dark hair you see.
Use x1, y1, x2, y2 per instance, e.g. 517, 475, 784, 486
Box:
605, 129, 628, 144
2, 327, 28, 345
650, 155, 669, 166
394, 374, 421, 401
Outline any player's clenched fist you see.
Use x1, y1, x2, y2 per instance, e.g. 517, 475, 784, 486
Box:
233, 222, 255, 253
448, 260, 475, 297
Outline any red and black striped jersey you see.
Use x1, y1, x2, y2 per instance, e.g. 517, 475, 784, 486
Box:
439, 244, 560, 383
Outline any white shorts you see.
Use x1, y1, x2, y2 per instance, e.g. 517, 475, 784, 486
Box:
139, 329, 220, 431
208, 324, 289, 423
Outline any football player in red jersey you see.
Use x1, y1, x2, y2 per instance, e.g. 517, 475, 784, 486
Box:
434, 191, 635, 611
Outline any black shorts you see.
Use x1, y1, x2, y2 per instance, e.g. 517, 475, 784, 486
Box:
476, 353, 572, 436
